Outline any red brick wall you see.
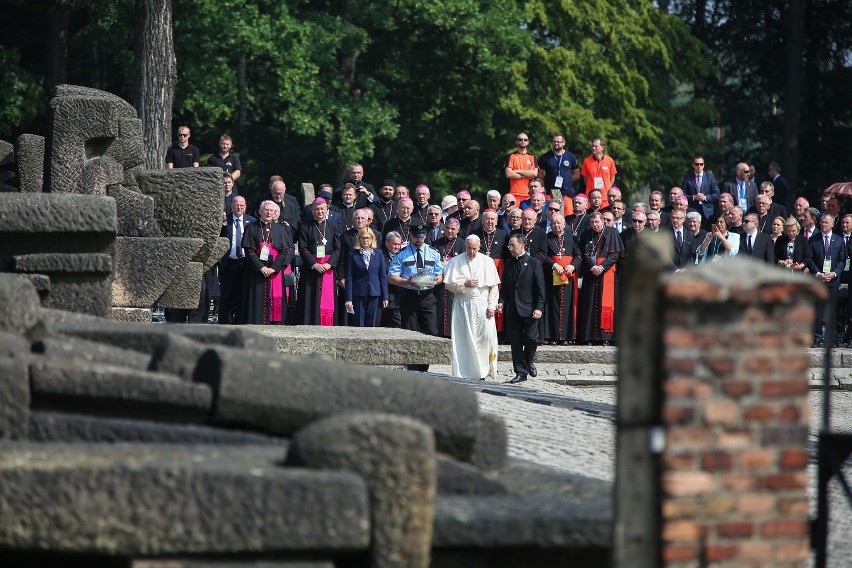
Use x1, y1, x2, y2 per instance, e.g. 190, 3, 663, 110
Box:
658, 278, 821, 567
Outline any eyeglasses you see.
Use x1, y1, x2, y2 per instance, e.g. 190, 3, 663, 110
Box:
693, 162, 704, 166
633, 219, 646, 223
517, 138, 529, 142
178, 133, 189, 137
548, 208, 561, 212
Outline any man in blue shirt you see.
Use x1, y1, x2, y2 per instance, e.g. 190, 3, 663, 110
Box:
388, 224, 444, 371
537, 132, 580, 210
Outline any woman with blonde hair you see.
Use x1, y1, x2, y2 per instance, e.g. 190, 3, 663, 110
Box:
770, 215, 785, 244
774, 216, 809, 272
344, 227, 388, 326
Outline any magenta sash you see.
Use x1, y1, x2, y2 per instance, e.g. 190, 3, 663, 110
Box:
317, 254, 335, 326
258, 245, 284, 323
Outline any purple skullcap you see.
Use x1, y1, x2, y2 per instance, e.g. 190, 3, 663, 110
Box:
313, 197, 327, 205
416, 183, 429, 191
457, 189, 471, 198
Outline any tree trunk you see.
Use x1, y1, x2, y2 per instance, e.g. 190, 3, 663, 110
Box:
134, 0, 176, 170
46, 0, 69, 89
782, 0, 805, 200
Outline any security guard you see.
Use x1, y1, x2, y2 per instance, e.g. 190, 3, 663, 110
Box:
388, 223, 444, 371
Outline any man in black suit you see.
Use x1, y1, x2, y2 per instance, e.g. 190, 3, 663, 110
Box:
724, 162, 758, 212
475, 209, 508, 260
424, 205, 446, 246
669, 209, 696, 271
806, 213, 847, 346
498, 234, 545, 384
333, 183, 359, 232
219, 196, 256, 324
681, 154, 720, 226
739, 213, 775, 264
334, 162, 376, 209
513, 208, 547, 258
753, 181, 788, 223
768, 162, 791, 212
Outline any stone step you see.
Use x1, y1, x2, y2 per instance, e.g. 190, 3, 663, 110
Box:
498, 345, 616, 364
429, 362, 617, 378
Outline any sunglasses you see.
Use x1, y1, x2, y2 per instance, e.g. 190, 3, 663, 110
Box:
693, 162, 704, 166
517, 138, 529, 142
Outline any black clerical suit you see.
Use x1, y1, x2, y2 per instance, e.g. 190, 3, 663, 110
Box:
499, 252, 545, 381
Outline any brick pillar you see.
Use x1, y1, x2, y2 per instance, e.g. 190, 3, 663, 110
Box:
658, 257, 824, 567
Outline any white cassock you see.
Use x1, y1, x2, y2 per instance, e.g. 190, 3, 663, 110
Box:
443, 252, 501, 380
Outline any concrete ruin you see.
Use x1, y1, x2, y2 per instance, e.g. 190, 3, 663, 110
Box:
0, 84, 227, 322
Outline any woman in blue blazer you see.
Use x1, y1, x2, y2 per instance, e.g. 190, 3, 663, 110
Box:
344, 227, 389, 326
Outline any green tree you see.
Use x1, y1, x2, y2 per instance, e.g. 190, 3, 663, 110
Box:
514, 0, 718, 199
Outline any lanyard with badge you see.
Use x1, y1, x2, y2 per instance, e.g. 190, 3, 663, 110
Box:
259, 224, 272, 261
554, 151, 568, 189
315, 220, 327, 257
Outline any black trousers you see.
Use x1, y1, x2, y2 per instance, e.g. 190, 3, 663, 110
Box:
506, 308, 539, 376
400, 289, 437, 371
219, 258, 246, 324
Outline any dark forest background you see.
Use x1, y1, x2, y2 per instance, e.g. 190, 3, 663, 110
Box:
1, 0, 849, 206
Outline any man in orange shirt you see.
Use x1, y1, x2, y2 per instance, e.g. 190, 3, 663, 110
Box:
503, 132, 539, 203
581, 138, 618, 208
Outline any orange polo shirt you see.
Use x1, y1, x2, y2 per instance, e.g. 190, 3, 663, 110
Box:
581, 154, 617, 208
505, 151, 537, 202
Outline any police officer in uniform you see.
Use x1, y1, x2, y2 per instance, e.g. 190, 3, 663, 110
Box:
388, 223, 444, 371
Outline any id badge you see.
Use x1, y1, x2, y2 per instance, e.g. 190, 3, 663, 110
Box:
846, 258, 850, 271
316, 244, 326, 257
260, 244, 270, 261
555, 175, 564, 188
823, 258, 832, 273
594, 177, 604, 190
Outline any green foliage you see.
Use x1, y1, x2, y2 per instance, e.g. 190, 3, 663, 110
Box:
0, 46, 44, 137
517, 0, 718, 201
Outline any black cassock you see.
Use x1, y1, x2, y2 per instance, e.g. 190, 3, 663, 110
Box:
577, 226, 623, 343
540, 232, 582, 341
432, 235, 465, 337
296, 219, 341, 325
241, 221, 294, 324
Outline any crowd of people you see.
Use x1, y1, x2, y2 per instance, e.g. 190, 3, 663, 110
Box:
164, 126, 847, 384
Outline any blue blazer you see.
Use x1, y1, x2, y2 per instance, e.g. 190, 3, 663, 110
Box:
806, 232, 847, 289
344, 250, 389, 301
682, 171, 720, 219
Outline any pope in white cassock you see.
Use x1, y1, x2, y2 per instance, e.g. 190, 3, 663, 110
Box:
443, 234, 501, 380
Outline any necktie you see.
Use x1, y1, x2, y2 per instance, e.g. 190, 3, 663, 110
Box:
416, 248, 424, 269
695, 174, 701, 189
234, 218, 243, 258
676, 230, 683, 249
746, 234, 753, 255
825, 235, 831, 253
739, 182, 746, 205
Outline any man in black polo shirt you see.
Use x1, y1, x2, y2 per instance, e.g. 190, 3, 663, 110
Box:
166, 126, 200, 168
207, 134, 242, 182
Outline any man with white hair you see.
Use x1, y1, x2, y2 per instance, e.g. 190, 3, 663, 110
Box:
444, 235, 501, 380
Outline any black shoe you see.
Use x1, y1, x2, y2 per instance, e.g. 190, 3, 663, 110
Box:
528, 364, 537, 377
508, 374, 527, 384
